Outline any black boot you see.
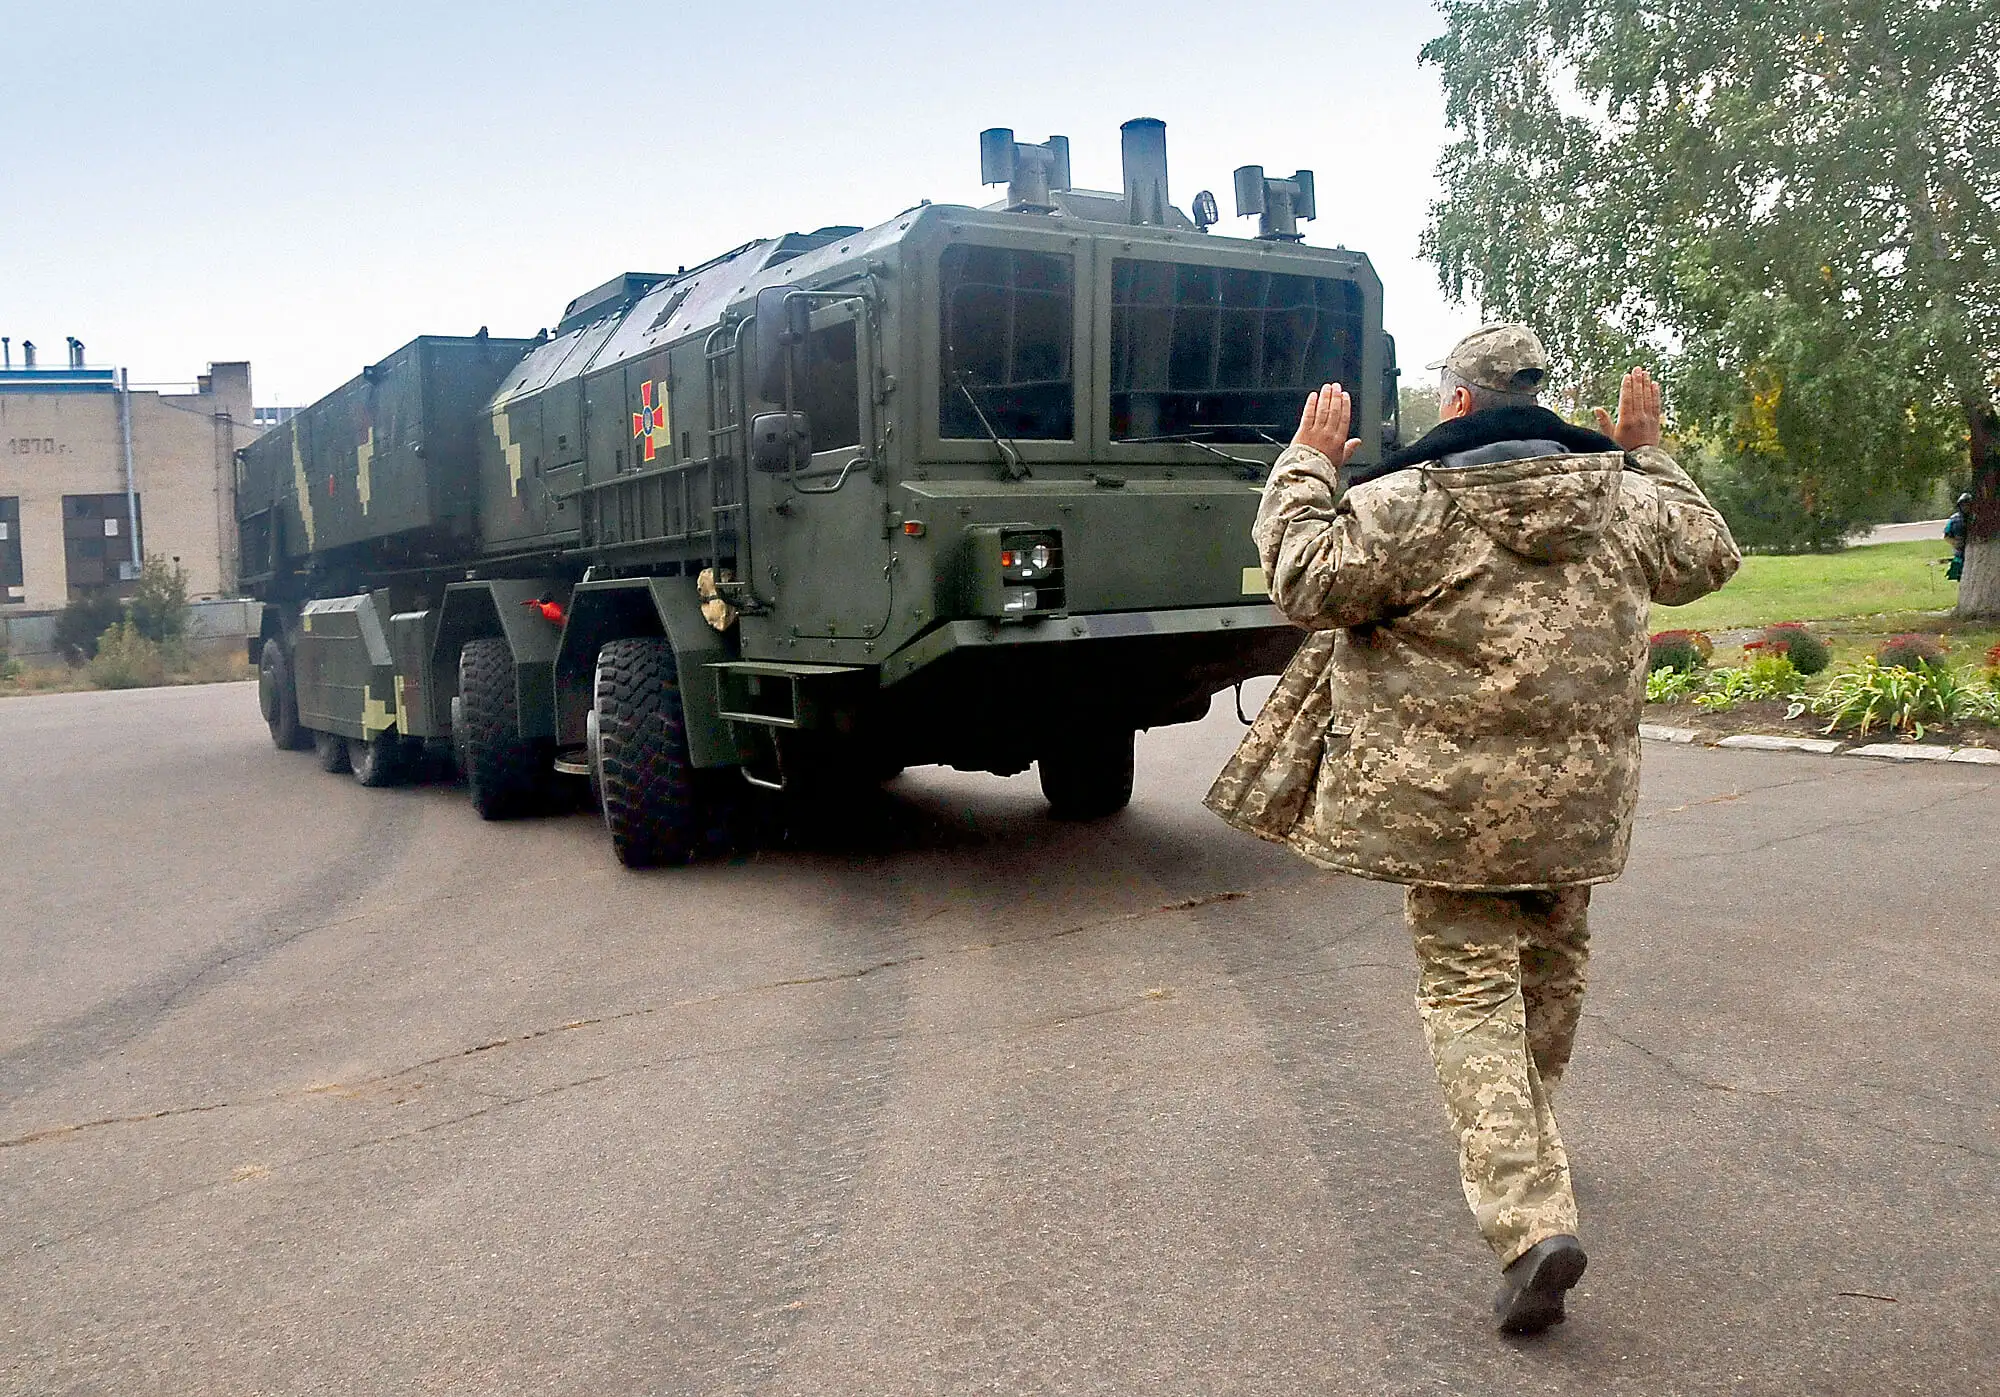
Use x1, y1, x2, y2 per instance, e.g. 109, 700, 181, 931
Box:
1493, 1235, 1588, 1335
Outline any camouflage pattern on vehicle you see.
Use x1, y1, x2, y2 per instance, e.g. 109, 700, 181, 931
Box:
239, 120, 1400, 866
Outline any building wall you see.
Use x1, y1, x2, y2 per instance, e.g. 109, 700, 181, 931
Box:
0, 362, 259, 611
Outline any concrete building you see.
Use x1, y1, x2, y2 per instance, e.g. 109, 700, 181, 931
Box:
0, 345, 264, 613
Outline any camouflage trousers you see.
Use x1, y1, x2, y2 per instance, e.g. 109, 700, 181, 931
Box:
1405, 885, 1592, 1266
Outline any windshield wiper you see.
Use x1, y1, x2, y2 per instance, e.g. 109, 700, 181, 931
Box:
1118, 428, 1267, 479
947, 362, 1029, 481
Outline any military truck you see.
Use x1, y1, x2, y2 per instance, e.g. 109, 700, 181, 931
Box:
238, 119, 1396, 867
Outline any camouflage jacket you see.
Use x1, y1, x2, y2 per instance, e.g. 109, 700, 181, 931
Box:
1207, 440, 1739, 890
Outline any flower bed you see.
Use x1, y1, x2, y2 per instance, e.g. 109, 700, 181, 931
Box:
1645, 626, 2000, 746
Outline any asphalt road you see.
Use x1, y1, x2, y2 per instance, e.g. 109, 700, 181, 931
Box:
1851, 519, 1950, 547
2, 680, 1995, 1397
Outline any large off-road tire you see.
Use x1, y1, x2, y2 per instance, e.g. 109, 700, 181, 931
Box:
312, 730, 351, 773
259, 638, 310, 751
1038, 729, 1136, 820
350, 732, 406, 788
458, 637, 549, 820
593, 637, 704, 868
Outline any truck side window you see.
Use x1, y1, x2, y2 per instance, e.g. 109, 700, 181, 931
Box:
1110, 261, 1364, 443
798, 320, 862, 452
938, 246, 1075, 441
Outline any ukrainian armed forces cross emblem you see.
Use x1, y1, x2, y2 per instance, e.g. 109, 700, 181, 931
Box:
632, 380, 669, 463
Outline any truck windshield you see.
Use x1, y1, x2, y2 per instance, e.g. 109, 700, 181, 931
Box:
1110, 261, 1364, 444
938, 245, 1076, 441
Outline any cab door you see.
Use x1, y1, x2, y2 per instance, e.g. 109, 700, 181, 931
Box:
754, 297, 891, 644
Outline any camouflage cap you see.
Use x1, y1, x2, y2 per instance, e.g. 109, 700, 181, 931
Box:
1426, 323, 1550, 394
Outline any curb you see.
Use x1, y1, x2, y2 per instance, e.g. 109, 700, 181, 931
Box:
1849, 743, 2000, 765
1641, 725, 2000, 765
1716, 734, 1842, 754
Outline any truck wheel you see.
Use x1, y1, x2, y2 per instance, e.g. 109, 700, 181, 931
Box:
259, 639, 310, 751
1039, 730, 1136, 819
593, 637, 702, 868
313, 730, 351, 773
459, 637, 549, 819
350, 733, 405, 788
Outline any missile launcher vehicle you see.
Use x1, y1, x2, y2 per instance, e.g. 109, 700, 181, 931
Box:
238, 119, 1399, 866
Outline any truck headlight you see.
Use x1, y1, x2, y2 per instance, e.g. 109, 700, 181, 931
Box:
963, 526, 1064, 619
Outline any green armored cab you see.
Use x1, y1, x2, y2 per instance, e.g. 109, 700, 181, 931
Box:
238, 119, 1397, 866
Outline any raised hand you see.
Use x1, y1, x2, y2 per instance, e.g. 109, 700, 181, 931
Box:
1291, 382, 1362, 467
1593, 368, 1663, 451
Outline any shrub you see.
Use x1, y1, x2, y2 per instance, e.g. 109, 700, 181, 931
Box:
1753, 622, 1831, 676
1692, 654, 1802, 712
86, 622, 169, 690
126, 555, 190, 646
1646, 667, 1701, 703
54, 591, 128, 663
1875, 633, 1948, 671
1815, 659, 2000, 738
1985, 641, 2000, 672
1649, 628, 1713, 673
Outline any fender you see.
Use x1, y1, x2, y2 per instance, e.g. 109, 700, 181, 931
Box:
293, 591, 399, 740
555, 576, 743, 769
433, 578, 565, 739
250, 600, 293, 666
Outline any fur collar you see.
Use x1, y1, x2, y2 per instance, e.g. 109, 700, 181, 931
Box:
1347, 406, 1620, 489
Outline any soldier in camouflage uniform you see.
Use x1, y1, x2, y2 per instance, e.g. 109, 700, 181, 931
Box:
1207, 324, 1738, 1334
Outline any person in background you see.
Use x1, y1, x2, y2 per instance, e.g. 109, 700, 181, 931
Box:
1945, 493, 1971, 581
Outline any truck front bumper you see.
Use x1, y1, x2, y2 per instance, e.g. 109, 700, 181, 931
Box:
879, 601, 1298, 686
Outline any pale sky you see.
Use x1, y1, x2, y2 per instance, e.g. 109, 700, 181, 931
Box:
1, 0, 1478, 407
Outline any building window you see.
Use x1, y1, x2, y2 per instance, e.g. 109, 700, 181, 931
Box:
1110, 261, 1365, 443
62, 493, 141, 598
938, 245, 1075, 441
0, 497, 22, 601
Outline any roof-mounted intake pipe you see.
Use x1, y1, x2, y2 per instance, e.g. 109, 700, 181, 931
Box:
979, 129, 1071, 213
1120, 118, 1171, 226
1234, 165, 1316, 241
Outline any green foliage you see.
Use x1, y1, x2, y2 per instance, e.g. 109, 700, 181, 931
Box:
85, 622, 169, 690
1397, 384, 1442, 442
54, 591, 127, 663
1691, 654, 1802, 712
1689, 447, 1875, 553
1648, 628, 1711, 673
1420, 0, 1999, 554
126, 555, 190, 646
1814, 659, 2000, 737
1645, 665, 1701, 703
1754, 622, 1830, 675
1875, 633, 1948, 670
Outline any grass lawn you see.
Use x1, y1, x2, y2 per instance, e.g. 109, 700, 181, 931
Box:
1652, 539, 1963, 630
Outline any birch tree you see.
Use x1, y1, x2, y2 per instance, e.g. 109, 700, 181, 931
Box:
1422, 0, 2000, 609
